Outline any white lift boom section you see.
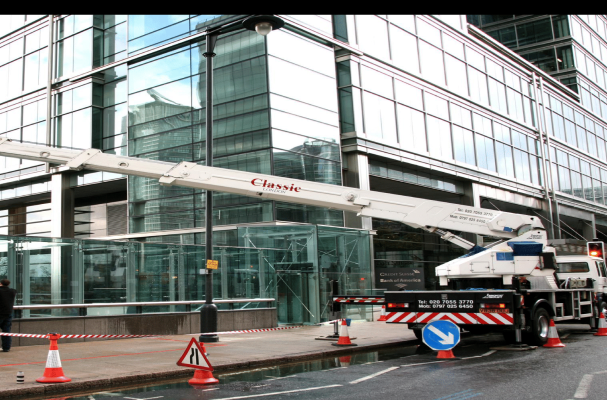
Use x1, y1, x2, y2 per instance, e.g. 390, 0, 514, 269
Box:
0, 139, 544, 249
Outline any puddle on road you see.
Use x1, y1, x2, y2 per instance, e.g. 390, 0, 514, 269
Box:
24, 344, 422, 400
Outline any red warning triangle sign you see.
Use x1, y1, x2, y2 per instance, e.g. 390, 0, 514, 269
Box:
177, 338, 213, 371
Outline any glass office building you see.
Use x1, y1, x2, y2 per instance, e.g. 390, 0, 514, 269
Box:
1, 15, 607, 324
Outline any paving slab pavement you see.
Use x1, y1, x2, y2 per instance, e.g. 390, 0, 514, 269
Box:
0, 320, 417, 399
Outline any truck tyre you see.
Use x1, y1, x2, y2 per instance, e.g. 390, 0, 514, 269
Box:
528, 308, 550, 346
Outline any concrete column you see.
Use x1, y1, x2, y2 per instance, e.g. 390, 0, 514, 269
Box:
583, 214, 597, 241
343, 153, 372, 230
50, 173, 74, 238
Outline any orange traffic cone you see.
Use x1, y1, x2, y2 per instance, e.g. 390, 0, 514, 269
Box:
437, 350, 456, 359
36, 333, 71, 383
595, 312, 607, 336
378, 305, 388, 322
188, 343, 218, 386
332, 319, 357, 347
544, 319, 566, 347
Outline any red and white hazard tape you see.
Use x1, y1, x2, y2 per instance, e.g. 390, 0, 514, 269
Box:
201, 326, 304, 335
0, 325, 305, 340
0, 332, 50, 339
0, 332, 158, 339
386, 311, 514, 325
333, 297, 384, 303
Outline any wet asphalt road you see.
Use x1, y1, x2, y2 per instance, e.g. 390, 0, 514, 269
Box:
37, 326, 607, 400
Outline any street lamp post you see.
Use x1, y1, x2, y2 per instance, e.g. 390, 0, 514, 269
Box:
199, 15, 284, 344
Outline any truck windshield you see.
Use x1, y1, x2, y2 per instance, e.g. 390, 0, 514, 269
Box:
557, 262, 589, 273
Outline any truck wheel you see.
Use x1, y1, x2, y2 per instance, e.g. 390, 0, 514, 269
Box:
413, 329, 423, 340
528, 308, 550, 346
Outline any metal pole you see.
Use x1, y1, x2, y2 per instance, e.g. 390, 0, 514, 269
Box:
200, 34, 219, 343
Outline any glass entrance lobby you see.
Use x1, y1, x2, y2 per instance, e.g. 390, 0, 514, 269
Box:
0, 224, 371, 324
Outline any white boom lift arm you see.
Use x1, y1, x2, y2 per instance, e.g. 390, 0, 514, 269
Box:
0, 139, 544, 251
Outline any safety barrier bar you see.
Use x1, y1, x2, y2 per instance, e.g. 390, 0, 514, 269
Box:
13, 298, 275, 318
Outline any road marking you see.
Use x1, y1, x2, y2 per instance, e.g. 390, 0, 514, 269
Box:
460, 350, 496, 360
401, 360, 447, 367
330, 367, 347, 370
561, 333, 570, 339
349, 366, 399, 384
266, 376, 295, 381
252, 385, 270, 388
574, 374, 594, 398
362, 361, 384, 365
212, 384, 342, 399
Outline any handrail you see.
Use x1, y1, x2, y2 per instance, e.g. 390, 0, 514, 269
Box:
14, 298, 275, 311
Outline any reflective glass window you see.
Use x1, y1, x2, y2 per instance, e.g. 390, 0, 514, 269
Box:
426, 116, 452, 159
361, 66, 393, 99
356, 15, 390, 60
394, 81, 423, 110
362, 92, 397, 142
267, 30, 335, 77
445, 54, 468, 96
443, 34, 465, 59
419, 41, 445, 86
388, 15, 415, 33
417, 19, 441, 47
452, 126, 476, 165
268, 56, 337, 112
129, 48, 190, 94
129, 77, 192, 126
128, 15, 189, 40
273, 149, 341, 185
495, 142, 515, 178
397, 105, 426, 153
516, 18, 553, 46
468, 67, 489, 105
466, 47, 485, 71
476, 133, 496, 172
424, 93, 449, 120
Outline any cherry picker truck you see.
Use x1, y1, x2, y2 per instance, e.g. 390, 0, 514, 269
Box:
1, 137, 606, 346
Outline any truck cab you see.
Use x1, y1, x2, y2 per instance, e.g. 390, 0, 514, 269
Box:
555, 256, 607, 293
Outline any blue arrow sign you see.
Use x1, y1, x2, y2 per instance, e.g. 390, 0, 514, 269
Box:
422, 320, 460, 351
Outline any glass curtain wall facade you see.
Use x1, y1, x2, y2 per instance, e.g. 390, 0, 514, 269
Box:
3, 15, 607, 325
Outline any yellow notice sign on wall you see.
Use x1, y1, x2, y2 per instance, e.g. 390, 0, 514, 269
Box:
206, 260, 218, 269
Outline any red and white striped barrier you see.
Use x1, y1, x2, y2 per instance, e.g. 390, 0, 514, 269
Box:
198, 326, 304, 335
333, 297, 384, 304
0, 325, 305, 340
386, 311, 514, 325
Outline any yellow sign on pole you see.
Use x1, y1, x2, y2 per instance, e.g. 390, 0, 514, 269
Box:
206, 259, 218, 269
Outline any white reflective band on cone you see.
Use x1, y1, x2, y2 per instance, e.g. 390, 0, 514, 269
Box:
46, 350, 62, 368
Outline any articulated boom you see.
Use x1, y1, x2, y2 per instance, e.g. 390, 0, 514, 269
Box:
0, 140, 544, 246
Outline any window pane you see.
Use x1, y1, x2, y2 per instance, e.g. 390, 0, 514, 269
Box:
363, 92, 397, 142
394, 81, 423, 110
356, 15, 390, 60
445, 54, 468, 96
389, 25, 419, 74
427, 116, 452, 159
419, 41, 445, 86
397, 105, 426, 153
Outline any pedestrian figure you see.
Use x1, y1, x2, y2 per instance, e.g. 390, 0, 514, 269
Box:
0, 279, 17, 352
